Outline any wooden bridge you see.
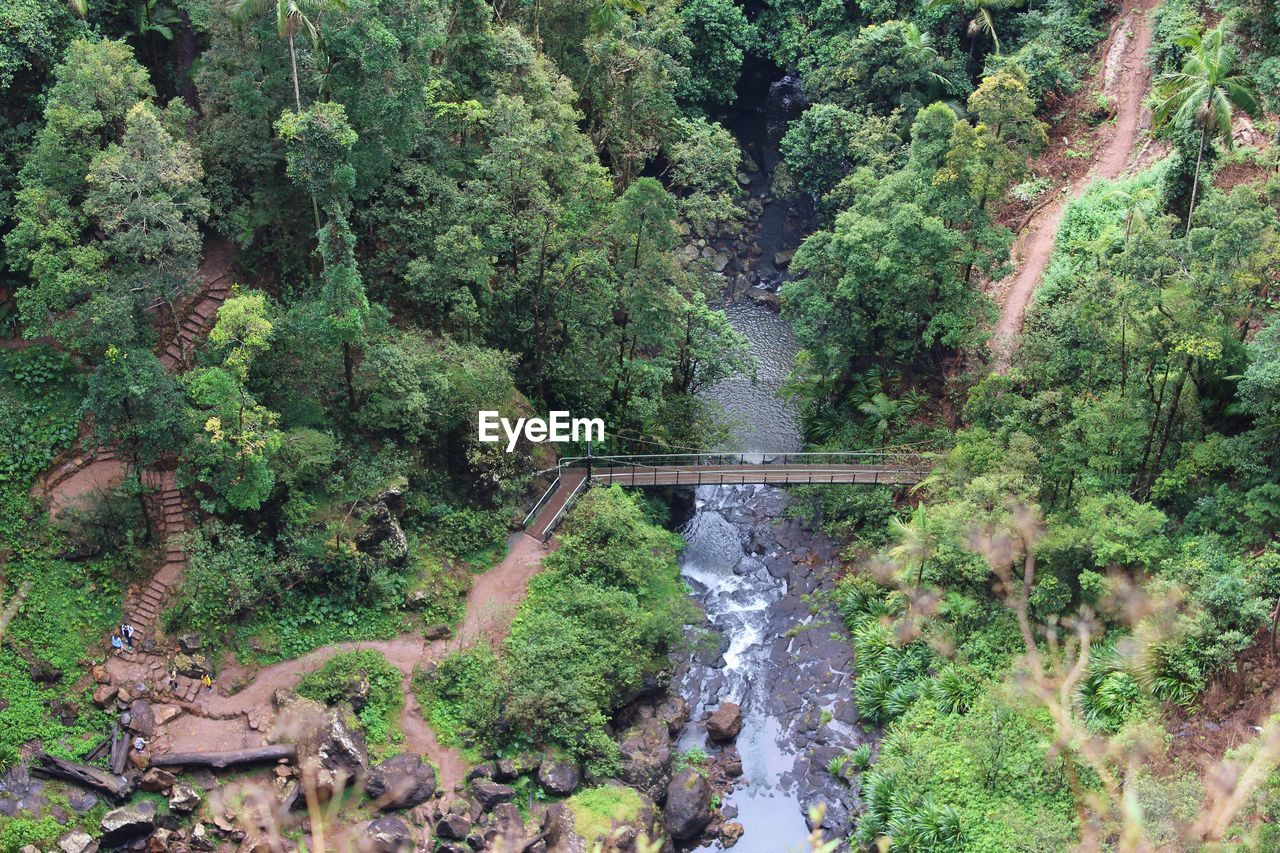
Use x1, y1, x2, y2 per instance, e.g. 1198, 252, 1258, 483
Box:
522, 451, 929, 541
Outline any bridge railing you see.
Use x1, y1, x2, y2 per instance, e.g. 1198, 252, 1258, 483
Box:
557, 450, 930, 474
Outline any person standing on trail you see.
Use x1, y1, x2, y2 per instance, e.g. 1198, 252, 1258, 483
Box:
120, 623, 136, 650
168, 668, 179, 692
201, 673, 213, 692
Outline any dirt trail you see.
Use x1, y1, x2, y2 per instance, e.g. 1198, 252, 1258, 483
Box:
989, 0, 1158, 371
163, 533, 547, 791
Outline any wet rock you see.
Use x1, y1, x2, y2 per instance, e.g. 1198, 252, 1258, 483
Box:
545, 785, 663, 851
140, 767, 176, 792
720, 746, 743, 778
711, 253, 731, 273
365, 754, 437, 810
494, 751, 539, 781
100, 800, 157, 847
169, 783, 202, 813
58, 830, 98, 853
720, 821, 745, 848
490, 802, 526, 846
617, 717, 673, 800
436, 813, 471, 840
773, 249, 795, 268
706, 702, 742, 742
68, 791, 99, 814
664, 768, 712, 841
361, 816, 413, 852
357, 499, 408, 567
173, 653, 212, 678
422, 623, 452, 640
537, 757, 580, 796
178, 633, 203, 652
466, 762, 495, 781
470, 778, 516, 811
128, 700, 156, 738
655, 695, 689, 735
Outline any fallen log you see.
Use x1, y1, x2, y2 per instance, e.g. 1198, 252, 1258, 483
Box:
151, 744, 296, 770
32, 752, 133, 799
109, 724, 130, 775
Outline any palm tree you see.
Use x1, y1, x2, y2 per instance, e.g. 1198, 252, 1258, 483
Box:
858, 391, 899, 446
888, 503, 933, 589
926, 0, 1024, 56
1152, 20, 1260, 234
229, 0, 348, 112
903, 21, 958, 93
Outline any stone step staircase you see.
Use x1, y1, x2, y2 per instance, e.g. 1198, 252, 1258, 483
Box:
161, 274, 231, 369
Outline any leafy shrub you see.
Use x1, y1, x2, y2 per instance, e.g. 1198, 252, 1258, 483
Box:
297, 650, 403, 748
0, 346, 80, 487
416, 487, 691, 776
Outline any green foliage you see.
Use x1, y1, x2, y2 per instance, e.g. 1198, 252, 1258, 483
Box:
297, 650, 403, 748
0, 557, 119, 763
0, 816, 66, 853
165, 521, 308, 641
416, 487, 691, 775
0, 346, 81, 486
780, 104, 903, 200
678, 0, 755, 109
857, 693, 1077, 851
564, 785, 646, 843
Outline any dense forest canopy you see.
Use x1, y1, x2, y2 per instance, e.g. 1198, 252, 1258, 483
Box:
0, 0, 1279, 849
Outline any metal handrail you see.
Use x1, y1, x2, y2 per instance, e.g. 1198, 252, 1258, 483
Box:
535, 476, 587, 542
521, 474, 562, 528
556, 450, 930, 473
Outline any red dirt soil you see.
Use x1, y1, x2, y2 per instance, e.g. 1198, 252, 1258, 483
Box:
989, 0, 1160, 371
157, 533, 549, 792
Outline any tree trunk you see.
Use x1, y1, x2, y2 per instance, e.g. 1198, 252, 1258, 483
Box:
33, 753, 133, 799
343, 341, 357, 412
1146, 354, 1193, 496
1185, 125, 1206, 236
151, 744, 297, 769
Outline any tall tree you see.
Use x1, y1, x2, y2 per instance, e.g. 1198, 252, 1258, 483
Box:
276, 101, 369, 411
229, 0, 348, 112
1153, 20, 1260, 233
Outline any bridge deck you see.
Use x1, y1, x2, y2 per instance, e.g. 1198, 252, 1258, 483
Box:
524, 463, 925, 541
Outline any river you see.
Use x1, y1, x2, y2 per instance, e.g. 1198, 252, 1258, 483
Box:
669, 72, 867, 852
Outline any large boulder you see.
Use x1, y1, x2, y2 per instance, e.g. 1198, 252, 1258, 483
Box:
169, 783, 202, 813
617, 717, 672, 801
537, 756, 580, 796
488, 802, 526, 848
57, 831, 98, 853
296, 705, 370, 780
139, 767, 176, 793
356, 493, 409, 567
365, 754, 437, 810
127, 699, 156, 737
494, 751, 541, 781
655, 695, 689, 735
359, 816, 413, 852
664, 768, 712, 841
470, 778, 516, 811
545, 785, 664, 852
100, 800, 157, 847
435, 813, 472, 841
706, 702, 742, 742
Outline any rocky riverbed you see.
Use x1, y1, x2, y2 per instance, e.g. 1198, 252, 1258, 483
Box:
670, 485, 870, 851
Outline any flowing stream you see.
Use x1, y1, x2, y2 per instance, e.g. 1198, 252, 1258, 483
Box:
668, 70, 866, 851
